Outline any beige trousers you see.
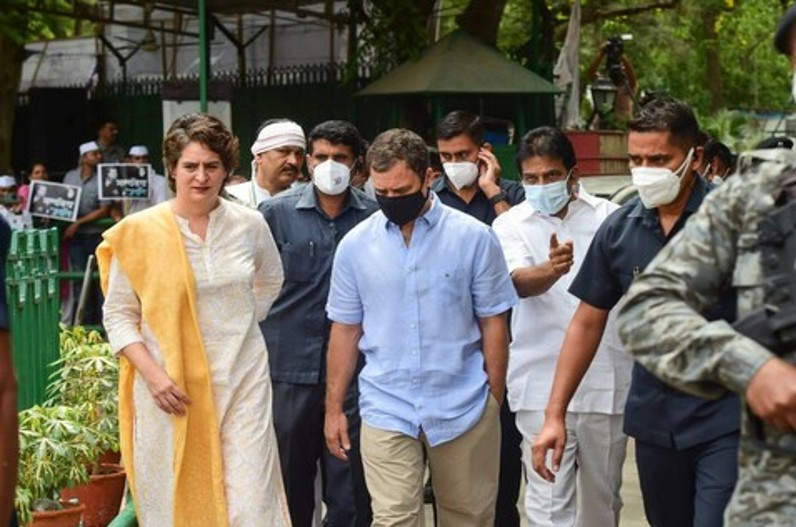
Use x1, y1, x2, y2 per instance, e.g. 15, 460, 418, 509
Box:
361, 394, 501, 527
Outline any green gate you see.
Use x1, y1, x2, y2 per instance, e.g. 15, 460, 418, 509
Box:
6, 229, 61, 410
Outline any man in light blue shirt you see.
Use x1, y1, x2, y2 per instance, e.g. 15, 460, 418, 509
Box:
325, 128, 517, 527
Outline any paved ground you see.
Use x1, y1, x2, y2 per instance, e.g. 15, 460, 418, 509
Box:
423, 438, 648, 526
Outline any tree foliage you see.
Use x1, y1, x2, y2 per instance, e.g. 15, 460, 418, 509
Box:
0, 0, 77, 170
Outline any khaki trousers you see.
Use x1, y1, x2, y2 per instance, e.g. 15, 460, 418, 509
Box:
361, 394, 501, 527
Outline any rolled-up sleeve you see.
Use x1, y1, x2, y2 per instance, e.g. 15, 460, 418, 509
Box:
492, 215, 533, 273
326, 237, 363, 325
103, 257, 145, 354
617, 180, 772, 397
471, 229, 518, 318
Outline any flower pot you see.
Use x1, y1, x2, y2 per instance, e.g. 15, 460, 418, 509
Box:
60, 464, 126, 527
28, 501, 85, 527
98, 449, 121, 466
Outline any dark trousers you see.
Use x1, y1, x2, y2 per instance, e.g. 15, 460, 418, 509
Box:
636, 431, 739, 527
495, 396, 522, 527
67, 232, 103, 325
272, 381, 371, 527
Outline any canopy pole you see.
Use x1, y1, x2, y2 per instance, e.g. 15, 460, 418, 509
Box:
199, 0, 208, 112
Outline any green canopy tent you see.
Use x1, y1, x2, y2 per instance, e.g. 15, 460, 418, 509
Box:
356, 29, 559, 157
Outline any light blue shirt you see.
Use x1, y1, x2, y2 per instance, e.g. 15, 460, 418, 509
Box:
327, 193, 517, 446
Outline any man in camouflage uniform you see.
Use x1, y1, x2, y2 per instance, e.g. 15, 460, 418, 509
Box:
617, 6, 796, 524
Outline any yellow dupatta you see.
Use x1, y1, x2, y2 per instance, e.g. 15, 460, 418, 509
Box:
96, 203, 229, 526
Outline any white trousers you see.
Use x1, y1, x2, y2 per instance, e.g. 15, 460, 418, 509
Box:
516, 410, 627, 527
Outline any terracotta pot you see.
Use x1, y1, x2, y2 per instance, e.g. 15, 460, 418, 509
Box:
97, 450, 121, 466
28, 502, 85, 527
60, 464, 126, 527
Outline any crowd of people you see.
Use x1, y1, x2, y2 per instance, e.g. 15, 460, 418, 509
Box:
2, 7, 796, 527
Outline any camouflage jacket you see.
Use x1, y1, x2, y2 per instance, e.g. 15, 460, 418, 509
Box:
617, 149, 796, 526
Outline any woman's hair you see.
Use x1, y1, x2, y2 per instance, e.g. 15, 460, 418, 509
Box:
162, 114, 240, 192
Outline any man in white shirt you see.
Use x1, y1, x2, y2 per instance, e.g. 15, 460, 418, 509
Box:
227, 119, 306, 207
492, 127, 632, 527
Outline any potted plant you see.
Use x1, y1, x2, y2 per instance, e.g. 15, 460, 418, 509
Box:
15, 404, 98, 526
47, 325, 126, 527
48, 325, 120, 465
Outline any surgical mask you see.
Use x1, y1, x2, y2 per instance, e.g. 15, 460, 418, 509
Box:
376, 188, 428, 226
312, 159, 351, 196
523, 171, 573, 216
443, 162, 479, 190
791, 70, 796, 104
631, 148, 693, 209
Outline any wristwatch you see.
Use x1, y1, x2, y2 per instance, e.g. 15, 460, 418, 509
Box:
488, 191, 508, 206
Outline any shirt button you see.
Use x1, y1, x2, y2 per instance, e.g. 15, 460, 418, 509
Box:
410, 324, 416, 329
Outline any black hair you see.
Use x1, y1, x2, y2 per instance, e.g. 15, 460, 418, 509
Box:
435, 110, 484, 144
703, 139, 733, 166
515, 126, 577, 173
367, 129, 429, 181
628, 94, 700, 151
307, 120, 365, 158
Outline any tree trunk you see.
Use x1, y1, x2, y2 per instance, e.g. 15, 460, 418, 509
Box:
703, 8, 723, 113
456, 0, 508, 47
0, 32, 24, 172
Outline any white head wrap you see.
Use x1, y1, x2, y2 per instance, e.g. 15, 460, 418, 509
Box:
79, 141, 100, 156
250, 121, 306, 157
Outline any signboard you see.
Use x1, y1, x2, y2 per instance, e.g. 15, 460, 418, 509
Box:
98, 163, 151, 200
26, 180, 82, 222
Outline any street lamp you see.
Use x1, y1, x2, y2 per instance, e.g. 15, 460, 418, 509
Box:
589, 75, 619, 129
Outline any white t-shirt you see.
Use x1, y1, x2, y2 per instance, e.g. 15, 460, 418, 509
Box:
492, 189, 632, 415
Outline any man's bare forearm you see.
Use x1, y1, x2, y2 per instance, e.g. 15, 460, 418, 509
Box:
326, 323, 363, 413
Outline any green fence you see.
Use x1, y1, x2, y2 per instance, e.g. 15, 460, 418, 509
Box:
6, 228, 61, 410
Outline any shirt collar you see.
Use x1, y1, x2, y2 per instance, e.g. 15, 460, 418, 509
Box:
295, 182, 368, 213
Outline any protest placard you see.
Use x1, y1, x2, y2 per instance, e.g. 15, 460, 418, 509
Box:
98, 163, 151, 200
26, 180, 82, 222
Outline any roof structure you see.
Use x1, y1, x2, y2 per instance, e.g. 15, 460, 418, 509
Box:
2, 1, 335, 37
357, 30, 559, 96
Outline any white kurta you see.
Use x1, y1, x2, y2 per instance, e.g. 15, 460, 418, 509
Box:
492, 190, 632, 414
103, 199, 291, 527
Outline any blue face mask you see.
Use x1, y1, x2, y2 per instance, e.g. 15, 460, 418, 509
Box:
523, 171, 573, 216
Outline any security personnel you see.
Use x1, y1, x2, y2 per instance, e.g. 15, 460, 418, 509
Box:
532, 95, 740, 527
616, 6, 796, 525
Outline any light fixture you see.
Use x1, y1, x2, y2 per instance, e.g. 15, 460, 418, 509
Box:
590, 75, 618, 116
141, 29, 159, 52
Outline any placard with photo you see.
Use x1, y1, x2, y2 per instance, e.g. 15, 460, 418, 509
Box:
98, 163, 151, 200
26, 180, 82, 222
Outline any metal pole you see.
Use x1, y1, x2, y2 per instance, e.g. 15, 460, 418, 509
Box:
198, 0, 208, 112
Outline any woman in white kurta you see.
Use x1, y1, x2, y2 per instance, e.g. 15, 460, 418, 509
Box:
100, 114, 290, 526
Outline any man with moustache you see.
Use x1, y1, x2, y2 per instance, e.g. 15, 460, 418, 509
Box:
227, 119, 305, 207
259, 120, 377, 527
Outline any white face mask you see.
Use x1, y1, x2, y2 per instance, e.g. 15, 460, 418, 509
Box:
523, 171, 573, 216
791, 70, 796, 104
312, 159, 351, 196
631, 148, 693, 209
443, 162, 479, 190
